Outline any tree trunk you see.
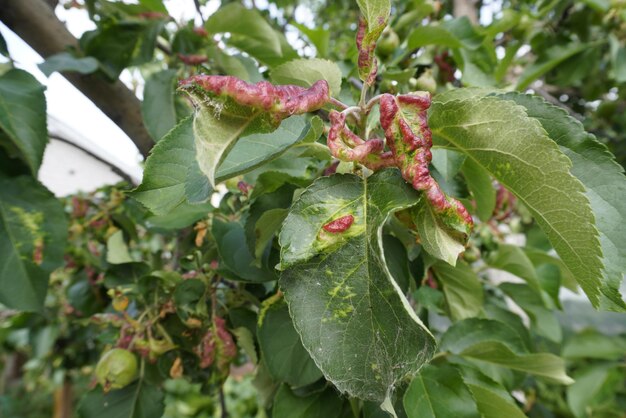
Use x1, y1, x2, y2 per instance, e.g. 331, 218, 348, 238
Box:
453, 0, 479, 24
0, 0, 154, 157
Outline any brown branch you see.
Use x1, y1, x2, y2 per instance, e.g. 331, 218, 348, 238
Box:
0, 0, 154, 157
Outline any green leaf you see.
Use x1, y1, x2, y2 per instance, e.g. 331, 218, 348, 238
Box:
173, 279, 207, 321
461, 158, 495, 222
430, 149, 466, 183
271, 58, 342, 96
38, 52, 99, 77
272, 384, 345, 418
132, 118, 211, 216
78, 381, 164, 418
81, 21, 162, 79
432, 261, 483, 321
0, 176, 68, 312
403, 364, 482, 418
142, 69, 178, 142
497, 93, 626, 311
412, 198, 466, 266
292, 23, 330, 57
408, 18, 483, 51
145, 201, 212, 230
0, 69, 47, 176
216, 116, 322, 181
206, 3, 294, 67
280, 170, 436, 402
430, 94, 604, 307
408, 25, 463, 49
499, 283, 562, 343
257, 300, 322, 387
460, 367, 526, 418
106, 230, 133, 264
487, 244, 541, 292
567, 364, 623, 418
610, 35, 626, 83
382, 235, 411, 293
441, 318, 573, 384
516, 43, 590, 90
562, 330, 626, 360
213, 220, 276, 282
252, 208, 288, 261
138, 0, 167, 13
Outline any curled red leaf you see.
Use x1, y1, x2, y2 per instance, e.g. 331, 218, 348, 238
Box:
323, 215, 355, 233
195, 316, 236, 374
179, 75, 330, 119
327, 110, 395, 170
379, 93, 473, 228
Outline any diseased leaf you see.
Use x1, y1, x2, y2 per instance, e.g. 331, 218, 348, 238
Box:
0, 177, 68, 311
257, 300, 322, 387
280, 170, 436, 402
430, 94, 604, 307
403, 364, 481, 418
38, 52, 99, 77
180, 75, 329, 186
441, 318, 573, 384
142, 69, 178, 142
271, 58, 343, 96
413, 199, 466, 265
498, 93, 626, 311
356, 0, 391, 84
432, 261, 483, 320
0, 69, 47, 176
380, 93, 473, 266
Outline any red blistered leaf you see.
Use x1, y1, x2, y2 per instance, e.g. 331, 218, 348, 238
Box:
379, 93, 473, 229
356, 17, 378, 86
323, 215, 355, 233
179, 75, 330, 119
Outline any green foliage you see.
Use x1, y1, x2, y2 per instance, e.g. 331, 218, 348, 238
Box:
1, 0, 625, 417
